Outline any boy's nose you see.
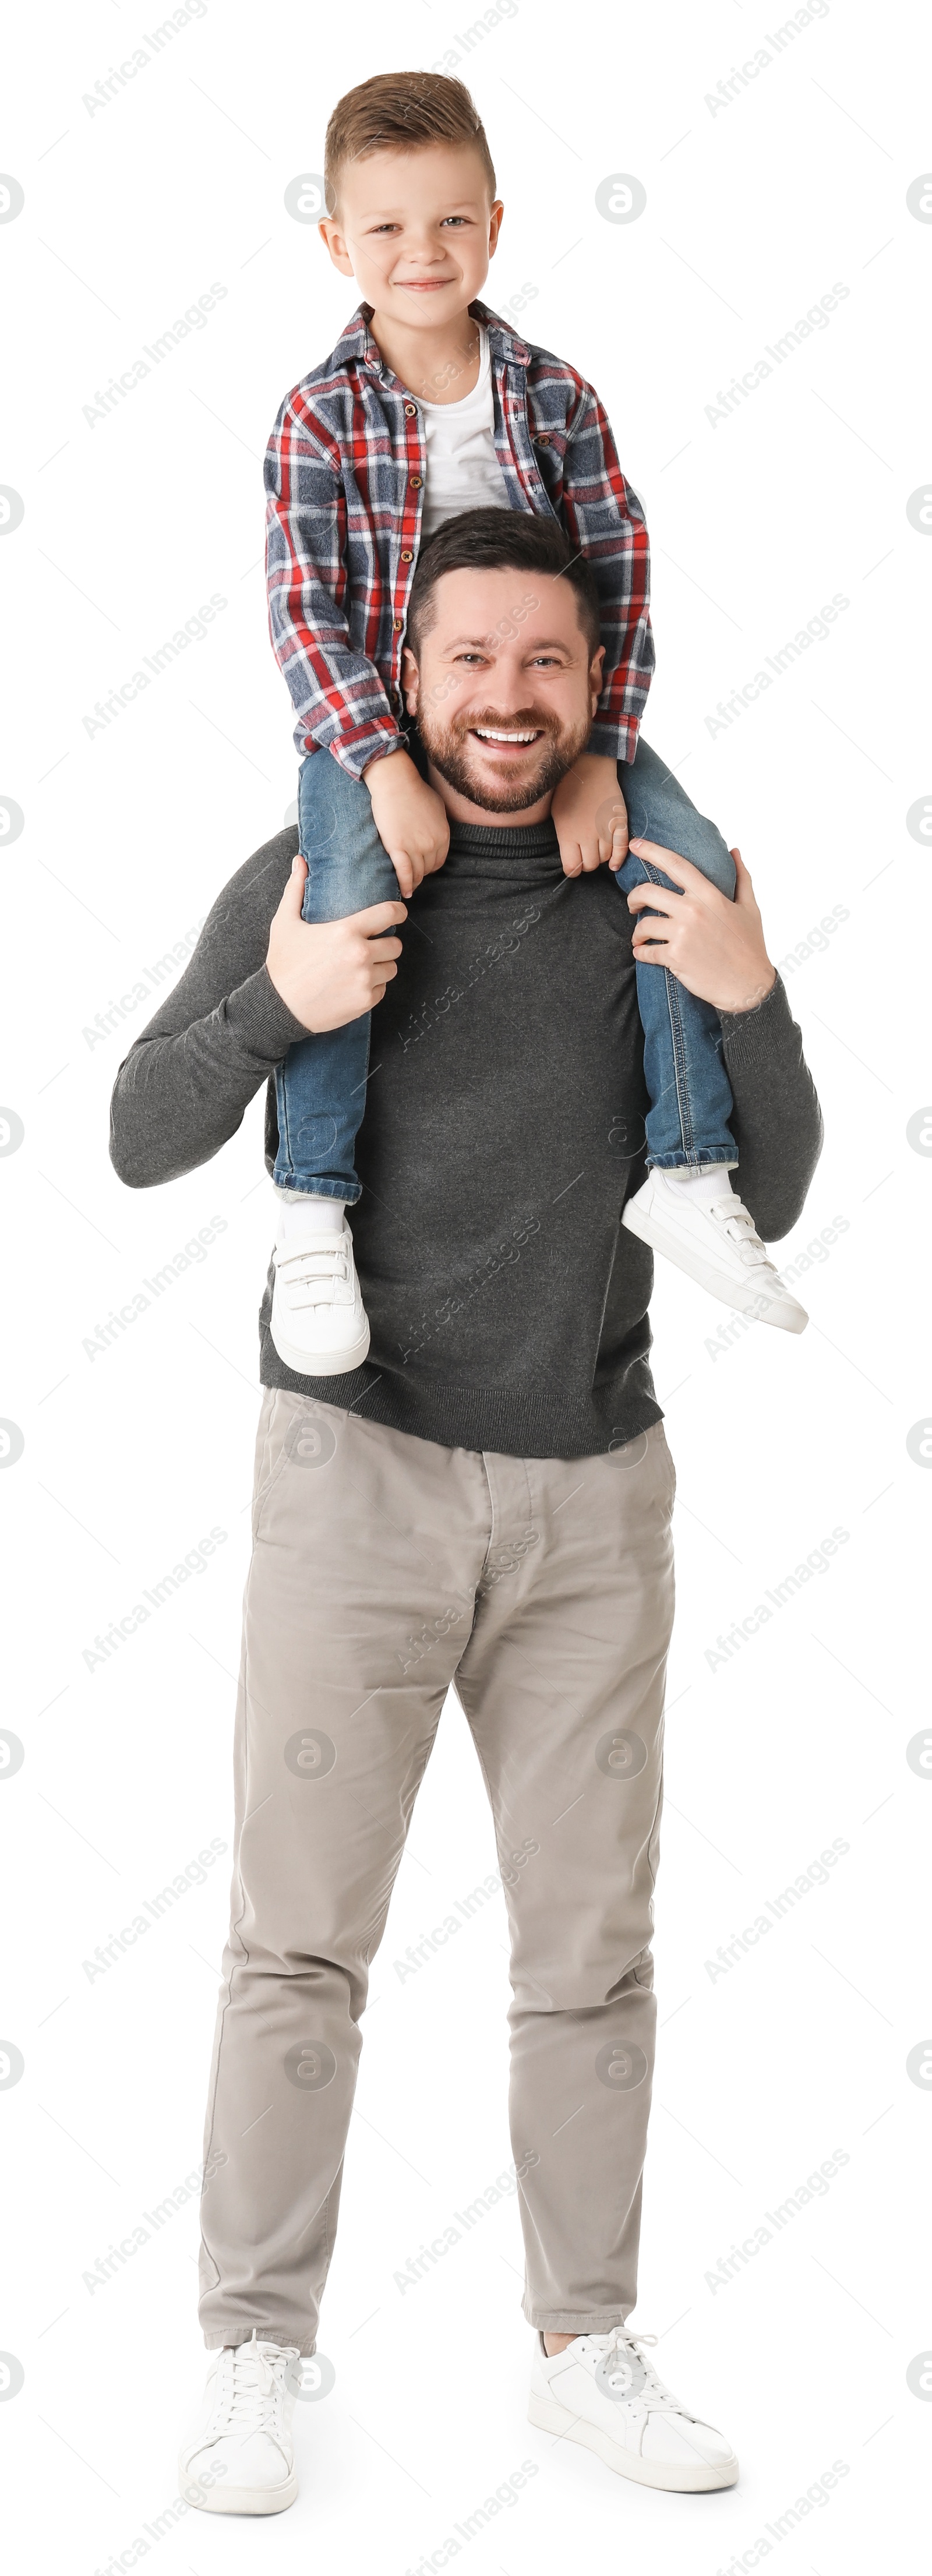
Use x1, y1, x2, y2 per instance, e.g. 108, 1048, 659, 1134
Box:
397, 235, 453, 268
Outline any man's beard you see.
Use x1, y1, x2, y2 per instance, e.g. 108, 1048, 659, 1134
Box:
416, 701, 593, 813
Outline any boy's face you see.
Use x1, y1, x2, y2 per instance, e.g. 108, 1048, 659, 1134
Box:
402, 566, 603, 817
320, 143, 503, 329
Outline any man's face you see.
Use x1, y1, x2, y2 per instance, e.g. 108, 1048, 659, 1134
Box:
402, 566, 604, 819
319, 144, 503, 364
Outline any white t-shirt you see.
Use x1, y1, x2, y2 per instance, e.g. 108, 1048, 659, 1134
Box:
418, 327, 511, 539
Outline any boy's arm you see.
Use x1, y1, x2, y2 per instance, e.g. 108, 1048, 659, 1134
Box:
265, 391, 404, 780
558, 382, 654, 762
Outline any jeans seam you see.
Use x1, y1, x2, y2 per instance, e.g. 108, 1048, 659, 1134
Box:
663, 967, 694, 1159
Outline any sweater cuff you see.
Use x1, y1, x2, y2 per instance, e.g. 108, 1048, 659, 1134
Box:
719, 972, 793, 1072
226, 967, 310, 1063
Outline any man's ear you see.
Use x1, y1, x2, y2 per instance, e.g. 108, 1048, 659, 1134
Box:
400, 644, 419, 714
317, 217, 355, 279
589, 641, 606, 712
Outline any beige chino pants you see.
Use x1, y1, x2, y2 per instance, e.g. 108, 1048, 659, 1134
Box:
199, 1392, 676, 2351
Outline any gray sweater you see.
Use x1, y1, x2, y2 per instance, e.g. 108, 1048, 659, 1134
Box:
110, 820, 822, 1458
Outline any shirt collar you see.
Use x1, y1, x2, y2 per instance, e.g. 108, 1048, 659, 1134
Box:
333, 299, 531, 379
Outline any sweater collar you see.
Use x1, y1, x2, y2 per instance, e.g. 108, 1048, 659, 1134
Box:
447, 814, 559, 858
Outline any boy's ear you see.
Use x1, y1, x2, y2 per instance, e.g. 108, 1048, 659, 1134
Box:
317, 218, 355, 278
400, 644, 419, 712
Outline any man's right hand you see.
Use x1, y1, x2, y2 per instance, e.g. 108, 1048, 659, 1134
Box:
266, 856, 406, 1032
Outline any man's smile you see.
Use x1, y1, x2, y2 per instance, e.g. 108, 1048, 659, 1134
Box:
471, 725, 543, 748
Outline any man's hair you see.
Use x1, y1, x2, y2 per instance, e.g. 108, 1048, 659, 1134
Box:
405, 509, 602, 661
324, 72, 496, 214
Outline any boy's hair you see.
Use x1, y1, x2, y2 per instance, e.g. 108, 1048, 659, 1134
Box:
406, 509, 602, 662
324, 71, 496, 214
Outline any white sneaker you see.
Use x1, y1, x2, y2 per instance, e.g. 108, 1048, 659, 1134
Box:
529, 2326, 738, 2493
179, 2332, 301, 2515
270, 1221, 370, 1375
622, 1171, 807, 1332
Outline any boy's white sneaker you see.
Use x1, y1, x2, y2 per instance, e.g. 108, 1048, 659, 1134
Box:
528, 2326, 738, 2493
270, 1220, 370, 1375
622, 1169, 807, 1332
178, 2332, 301, 2515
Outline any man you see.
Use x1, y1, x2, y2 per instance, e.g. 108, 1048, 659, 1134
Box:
110, 511, 822, 2514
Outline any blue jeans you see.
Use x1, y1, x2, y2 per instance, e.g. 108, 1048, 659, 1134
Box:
616, 737, 737, 1169
274, 739, 737, 1197
274, 753, 398, 1201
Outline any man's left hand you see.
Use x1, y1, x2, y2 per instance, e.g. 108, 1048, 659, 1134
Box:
626, 841, 776, 1015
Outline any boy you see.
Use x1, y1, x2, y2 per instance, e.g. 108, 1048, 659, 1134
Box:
264, 70, 807, 1371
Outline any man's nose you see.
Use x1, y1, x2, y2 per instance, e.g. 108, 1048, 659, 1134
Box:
476, 655, 535, 711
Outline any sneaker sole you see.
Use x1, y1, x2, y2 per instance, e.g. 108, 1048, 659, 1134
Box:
269, 1316, 371, 1377
179, 2462, 298, 2515
621, 1203, 807, 1333
527, 2391, 738, 2492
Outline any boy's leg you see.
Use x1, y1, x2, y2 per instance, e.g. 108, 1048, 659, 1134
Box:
615, 739, 736, 1171
616, 741, 807, 1330
273, 754, 399, 1202
197, 1391, 492, 2357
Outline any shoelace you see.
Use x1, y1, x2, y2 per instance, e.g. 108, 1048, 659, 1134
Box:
708, 1198, 778, 1272
585, 2326, 686, 2412
276, 1240, 350, 1307
211, 2336, 299, 2438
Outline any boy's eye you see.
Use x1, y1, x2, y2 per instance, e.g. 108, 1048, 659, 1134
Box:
440, 216, 469, 227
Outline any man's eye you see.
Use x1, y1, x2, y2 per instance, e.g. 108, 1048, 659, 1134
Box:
455, 653, 486, 665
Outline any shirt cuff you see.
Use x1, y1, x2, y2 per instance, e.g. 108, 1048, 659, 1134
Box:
719, 973, 793, 1072
591, 714, 642, 764
314, 719, 405, 780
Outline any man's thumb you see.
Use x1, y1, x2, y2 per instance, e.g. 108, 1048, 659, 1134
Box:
730, 846, 750, 898
281, 851, 308, 911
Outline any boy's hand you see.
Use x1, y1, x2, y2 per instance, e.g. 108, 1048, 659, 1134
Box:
267, 857, 407, 1031
550, 753, 629, 877
363, 746, 450, 897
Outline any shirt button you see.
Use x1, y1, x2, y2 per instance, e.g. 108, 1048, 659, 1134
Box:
409, 474, 422, 489
536, 433, 551, 445
393, 616, 403, 631
400, 549, 413, 563
404, 401, 418, 417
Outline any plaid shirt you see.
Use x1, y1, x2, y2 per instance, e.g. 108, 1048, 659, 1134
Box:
264, 300, 654, 775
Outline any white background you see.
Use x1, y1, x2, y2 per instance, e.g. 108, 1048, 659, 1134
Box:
1, 2, 928, 2569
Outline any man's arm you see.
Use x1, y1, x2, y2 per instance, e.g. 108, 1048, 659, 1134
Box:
721, 978, 823, 1240
109, 834, 304, 1188
109, 834, 408, 1191
624, 839, 823, 1238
